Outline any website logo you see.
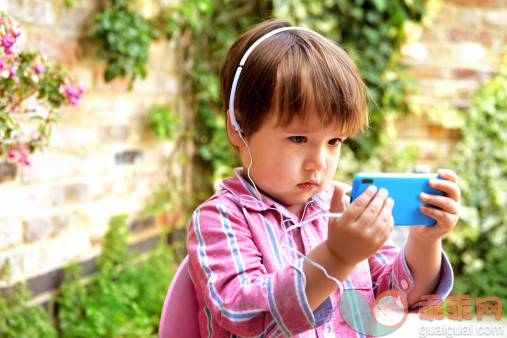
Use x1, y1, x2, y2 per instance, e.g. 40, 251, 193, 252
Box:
340, 289, 408, 336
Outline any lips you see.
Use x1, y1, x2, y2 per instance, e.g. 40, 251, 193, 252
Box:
297, 181, 319, 191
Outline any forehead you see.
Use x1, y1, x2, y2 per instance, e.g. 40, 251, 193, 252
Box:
266, 109, 346, 135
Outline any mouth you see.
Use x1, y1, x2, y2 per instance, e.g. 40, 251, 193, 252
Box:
297, 181, 319, 191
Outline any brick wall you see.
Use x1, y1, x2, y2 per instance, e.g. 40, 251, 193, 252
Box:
0, 0, 506, 302
398, 0, 507, 169
0, 0, 187, 303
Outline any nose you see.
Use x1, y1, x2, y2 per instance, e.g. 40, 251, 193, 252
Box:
304, 147, 327, 171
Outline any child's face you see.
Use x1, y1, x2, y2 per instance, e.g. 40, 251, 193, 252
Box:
237, 111, 347, 215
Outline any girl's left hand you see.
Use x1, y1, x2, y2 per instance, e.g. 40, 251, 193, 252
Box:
410, 169, 461, 242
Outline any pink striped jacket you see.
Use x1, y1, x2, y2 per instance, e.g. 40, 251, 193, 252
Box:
187, 170, 453, 337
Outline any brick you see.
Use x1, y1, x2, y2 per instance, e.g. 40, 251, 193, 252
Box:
112, 96, 140, 118
21, 153, 74, 183
50, 125, 99, 149
0, 219, 23, 250
457, 8, 483, 27
99, 125, 129, 142
130, 172, 158, 190
0, 186, 50, 218
445, 0, 507, 8
76, 36, 98, 59
409, 65, 445, 79
458, 42, 485, 62
75, 152, 110, 175
94, 66, 131, 91
79, 94, 115, 118
447, 29, 493, 46
9, 0, 55, 26
22, 242, 47, 274
434, 5, 458, 24
31, 1, 56, 26
24, 214, 69, 242
132, 73, 178, 94
419, 28, 443, 42
59, 5, 94, 32
115, 150, 143, 165
422, 43, 457, 62
51, 183, 90, 206
88, 172, 129, 198
0, 162, 17, 183
30, 32, 78, 64
44, 233, 91, 271
451, 68, 494, 81
484, 10, 507, 28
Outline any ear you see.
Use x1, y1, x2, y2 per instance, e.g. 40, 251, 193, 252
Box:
226, 109, 245, 147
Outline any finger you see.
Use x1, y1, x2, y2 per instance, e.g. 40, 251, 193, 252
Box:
347, 185, 377, 214
420, 193, 459, 214
330, 182, 350, 213
373, 197, 395, 241
377, 218, 394, 247
356, 188, 389, 226
334, 181, 352, 195
428, 178, 461, 202
437, 169, 458, 183
419, 204, 459, 226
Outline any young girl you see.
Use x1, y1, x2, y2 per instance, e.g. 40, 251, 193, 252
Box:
186, 19, 459, 337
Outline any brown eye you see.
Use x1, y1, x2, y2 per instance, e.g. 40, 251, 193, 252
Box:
329, 138, 342, 146
290, 136, 306, 144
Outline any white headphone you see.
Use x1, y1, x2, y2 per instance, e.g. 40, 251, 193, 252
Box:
228, 26, 317, 134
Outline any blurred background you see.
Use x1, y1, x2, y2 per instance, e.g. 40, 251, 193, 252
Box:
0, 0, 505, 336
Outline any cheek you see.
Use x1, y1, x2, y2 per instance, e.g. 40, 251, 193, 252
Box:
326, 151, 340, 172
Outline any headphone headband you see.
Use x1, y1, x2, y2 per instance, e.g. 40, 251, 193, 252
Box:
229, 26, 317, 133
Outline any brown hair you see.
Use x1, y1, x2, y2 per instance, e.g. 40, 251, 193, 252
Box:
220, 19, 368, 139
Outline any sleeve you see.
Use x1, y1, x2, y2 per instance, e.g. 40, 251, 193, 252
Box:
368, 239, 454, 310
187, 199, 323, 337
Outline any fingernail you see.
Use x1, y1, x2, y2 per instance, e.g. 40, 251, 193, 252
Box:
366, 185, 377, 194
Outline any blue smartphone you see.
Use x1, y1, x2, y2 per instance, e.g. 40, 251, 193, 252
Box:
350, 173, 444, 226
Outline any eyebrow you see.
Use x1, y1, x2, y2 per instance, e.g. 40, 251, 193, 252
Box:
282, 127, 311, 134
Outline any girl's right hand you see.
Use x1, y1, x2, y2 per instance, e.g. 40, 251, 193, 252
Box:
325, 184, 394, 266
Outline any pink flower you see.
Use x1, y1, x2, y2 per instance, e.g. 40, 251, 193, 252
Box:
7, 145, 31, 165
4, 45, 15, 55
59, 76, 84, 106
2, 36, 14, 48
34, 62, 45, 73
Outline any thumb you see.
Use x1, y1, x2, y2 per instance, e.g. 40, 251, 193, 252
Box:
330, 181, 351, 213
